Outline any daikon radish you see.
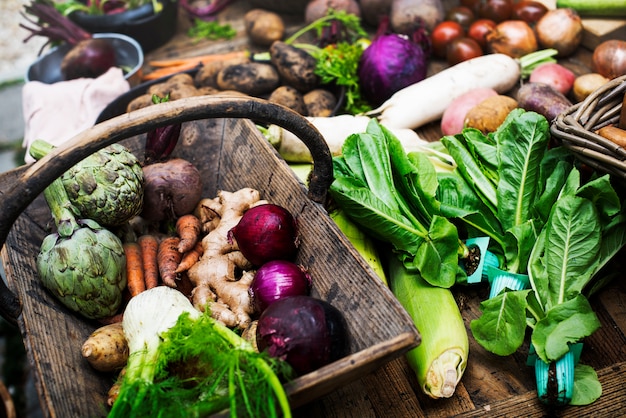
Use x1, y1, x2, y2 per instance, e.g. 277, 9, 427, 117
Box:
265, 114, 430, 162
368, 54, 521, 130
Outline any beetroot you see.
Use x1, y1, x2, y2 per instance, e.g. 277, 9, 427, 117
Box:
141, 158, 203, 221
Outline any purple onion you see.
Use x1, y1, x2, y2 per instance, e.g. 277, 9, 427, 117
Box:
249, 260, 312, 313
229, 204, 298, 266
256, 296, 349, 375
358, 33, 428, 106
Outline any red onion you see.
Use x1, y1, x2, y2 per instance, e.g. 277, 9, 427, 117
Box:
229, 204, 298, 266
256, 295, 349, 375
249, 260, 312, 313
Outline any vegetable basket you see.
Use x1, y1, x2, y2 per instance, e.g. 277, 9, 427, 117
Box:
0, 96, 420, 417
551, 74, 626, 179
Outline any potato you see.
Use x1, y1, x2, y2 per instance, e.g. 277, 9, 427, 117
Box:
464, 95, 519, 133
268, 85, 307, 115
304, 89, 337, 117
194, 56, 250, 89
573, 73, 609, 103
244, 9, 285, 47
516, 82, 573, 122
127, 93, 154, 112
81, 322, 129, 372
269, 41, 320, 92
216, 62, 280, 96
440, 88, 498, 135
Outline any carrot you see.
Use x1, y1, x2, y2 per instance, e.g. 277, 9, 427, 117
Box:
138, 235, 160, 289
143, 50, 249, 81
176, 241, 204, 273
158, 236, 183, 287
148, 50, 249, 68
176, 214, 203, 253
123, 242, 145, 297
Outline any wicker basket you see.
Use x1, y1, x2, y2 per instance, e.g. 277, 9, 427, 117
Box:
551, 74, 626, 179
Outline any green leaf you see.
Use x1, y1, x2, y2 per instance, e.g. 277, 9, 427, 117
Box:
502, 219, 538, 274
436, 172, 504, 246
533, 153, 576, 223
442, 134, 498, 210
544, 196, 601, 307
495, 109, 550, 231
531, 295, 601, 362
570, 364, 602, 406
576, 174, 621, 221
412, 215, 462, 288
470, 289, 530, 356
329, 178, 423, 254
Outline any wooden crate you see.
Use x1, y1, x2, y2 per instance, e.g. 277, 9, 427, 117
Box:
0, 96, 420, 417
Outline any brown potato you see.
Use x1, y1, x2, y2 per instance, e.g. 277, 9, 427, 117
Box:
573, 73, 609, 103
216, 62, 281, 96
81, 322, 129, 372
169, 84, 201, 100
244, 9, 285, 47
269, 41, 319, 92
126, 93, 154, 112
268, 85, 307, 115
464, 95, 519, 133
303, 88, 337, 117
194, 56, 250, 89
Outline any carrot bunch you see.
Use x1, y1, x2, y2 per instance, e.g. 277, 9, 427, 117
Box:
143, 50, 249, 81
123, 214, 204, 296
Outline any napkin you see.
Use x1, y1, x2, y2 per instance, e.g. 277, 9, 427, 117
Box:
22, 67, 130, 163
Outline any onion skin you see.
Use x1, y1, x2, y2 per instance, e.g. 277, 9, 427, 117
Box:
229, 203, 299, 266
592, 40, 626, 80
486, 20, 537, 58
535, 8, 583, 58
61, 38, 116, 81
256, 295, 349, 375
140, 158, 203, 221
249, 260, 312, 313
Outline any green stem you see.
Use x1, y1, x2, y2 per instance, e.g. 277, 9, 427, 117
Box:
517, 49, 559, 79
43, 176, 80, 238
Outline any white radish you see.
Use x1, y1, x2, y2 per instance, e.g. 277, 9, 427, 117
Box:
368, 54, 521, 130
266, 114, 430, 163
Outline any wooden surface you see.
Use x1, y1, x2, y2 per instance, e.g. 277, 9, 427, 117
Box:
2, 1, 626, 417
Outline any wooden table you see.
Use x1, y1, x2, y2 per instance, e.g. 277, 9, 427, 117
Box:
2, 1, 626, 417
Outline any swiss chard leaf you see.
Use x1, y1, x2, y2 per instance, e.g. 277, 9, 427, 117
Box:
495, 109, 550, 232
531, 294, 601, 363
470, 289, 531, 356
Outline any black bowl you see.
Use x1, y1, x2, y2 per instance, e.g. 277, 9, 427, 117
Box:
26, 33, 144, 86
69, 0, 179, 53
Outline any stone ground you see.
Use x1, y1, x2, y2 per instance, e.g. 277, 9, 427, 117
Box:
1, 1, 48, 417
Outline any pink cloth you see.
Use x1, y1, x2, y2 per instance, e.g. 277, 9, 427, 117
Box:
22, 67, 130, 163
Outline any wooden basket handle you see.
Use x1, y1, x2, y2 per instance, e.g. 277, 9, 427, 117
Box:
0, 95, 333, 325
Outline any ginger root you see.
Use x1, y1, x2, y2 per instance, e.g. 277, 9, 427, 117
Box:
188, 188, 266, 329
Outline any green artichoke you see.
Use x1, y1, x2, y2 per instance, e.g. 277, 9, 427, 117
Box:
30, 140, 144, 227
37, 176, 127, 319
